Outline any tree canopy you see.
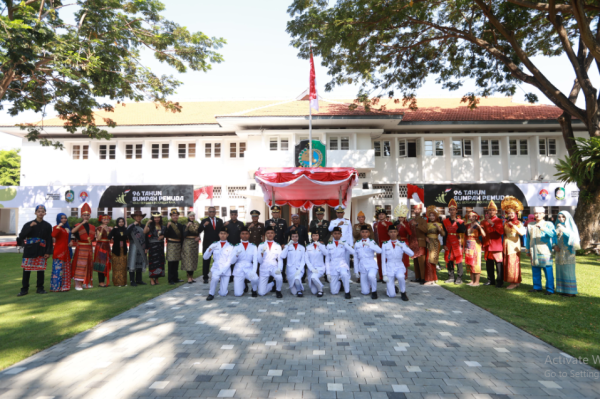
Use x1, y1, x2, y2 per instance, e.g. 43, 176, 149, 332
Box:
0, 149, 20, 186
0, 0, 225, 148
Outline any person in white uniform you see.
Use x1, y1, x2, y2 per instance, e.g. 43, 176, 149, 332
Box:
326, 226, 356, 299
305, 229, 328, 297
204, 227, 236, 301
382, 224, 414, 301
230, 226, 259, 297
281, 231, 306, 297
257, 225, 284, 298
354, 224, 383, 299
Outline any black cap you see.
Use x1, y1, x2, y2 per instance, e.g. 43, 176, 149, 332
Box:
239, 225, 248, 232
332, 226, 342, 233
360, 225, 370, 232
230, 209, 238, 214
310, 228, 319, 235
271, 205, 281, 212
315, 206, 325, 214
387, 224, 398, 232
250, 210, 260, 216
264, 225, 275, 232
219, 226, 229, 233
375, 208, 387, 216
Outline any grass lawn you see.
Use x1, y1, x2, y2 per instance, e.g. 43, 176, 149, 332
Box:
0, 252, 205, 371
436, 253, 600, 368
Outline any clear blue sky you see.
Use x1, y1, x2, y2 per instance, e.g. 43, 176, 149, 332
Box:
0, 0, 596, 129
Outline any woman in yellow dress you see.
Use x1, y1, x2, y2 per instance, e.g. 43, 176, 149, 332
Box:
501, 196, 526, 290
424, 205, 444, 285
464, 211, 485, 286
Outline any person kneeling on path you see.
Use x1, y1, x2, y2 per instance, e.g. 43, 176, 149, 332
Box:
204, 227, 235, 300
305, 230, 327, 297
382, 224, 414, 301
353, 225, 382, 299
326, 227, 356, 299
281, 231, 306, 297
230, 226, 259, 297
257, 226, 284, 298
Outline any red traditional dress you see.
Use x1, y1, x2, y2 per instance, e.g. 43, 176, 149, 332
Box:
442, 218, 465, 264
93, 226, 112, 284
373, 219, 391, 280
464, 222, 483, 274
482, 216, 504, 262
503, 220, 524, 284
50, 224, 72, 291
72, 223, 96, 288
396, 221, 411, 279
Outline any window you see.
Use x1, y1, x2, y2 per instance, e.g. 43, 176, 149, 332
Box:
548, 139, 557, 155
213, 186, 222, 199
424, 140, 444, 156
510, 139, 528, 156
72, 145, 89, 160
435, 140, 444, 156
374, 141, 381, 157
520, 139, 528, 155
72, 145, 80, 160
341, 137, 349, 150
228, 186, 247, 199
540, 138, 557, 156
239, 142, 246, 158
373, 184, 393, 199
383, 141, 391, 157
70, 208, 79, 217
178, 144, 186, 158
491, 140, 500, 156
481, 140, 489, 156
407, 140, 418, 157
398, 184, 408, 198
481, 139, 499, 156
97, 207, 113, 218
463, 139, 472, 156
214, 143, 221, 158
189, 143, 196, 158
509, 140, 517, 155
452, 140, 462, 156
270, 137, 278, 151
99, 144, 116, 160
152, 143, 169, 159
398, 139, 407, 157
424, 140, 433, 156
230, 142, 237, 158
330, 138, 338, 150
125, 144, 142, 159
281, 139, 289, 151
205, 143, 212, 158
177, 143, 195, 159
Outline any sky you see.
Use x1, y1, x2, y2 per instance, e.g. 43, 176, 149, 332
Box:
1, 0, 598, 143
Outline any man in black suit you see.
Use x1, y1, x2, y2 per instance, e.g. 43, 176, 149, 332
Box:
199, 206, 223, 283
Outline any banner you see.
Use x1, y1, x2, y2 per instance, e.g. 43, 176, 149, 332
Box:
424, 183, 579, 208
98, 185, 193, 208
295, 140, 326, 167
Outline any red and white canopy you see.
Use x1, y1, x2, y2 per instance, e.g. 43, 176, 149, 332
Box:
254, 167, 358, 210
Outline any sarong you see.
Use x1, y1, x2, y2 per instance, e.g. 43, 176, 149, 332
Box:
166, 241, 182, 262
112, 253, 128, 286
465, 237, 481, 274
504, 253, 522, 284
93, 241, 112, 275
555, 263, 577, 295
21, 256, 47, 271
50, 259, 71, 292
72, 244, 94, 286
181, 239, 199, 271
149, 241, 166, 278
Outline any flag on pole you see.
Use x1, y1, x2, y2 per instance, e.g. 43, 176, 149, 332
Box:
309, 48, 319, 111
194, 186, 213, 202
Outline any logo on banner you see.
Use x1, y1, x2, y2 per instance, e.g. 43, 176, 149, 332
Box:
98, 185, 193, 208
295, 140, 327, 168
65, 190, 75, 203
79, 191, 89, 203
538, 189, 549, 201
555, 187, 566, 201
115, 189, 131, 205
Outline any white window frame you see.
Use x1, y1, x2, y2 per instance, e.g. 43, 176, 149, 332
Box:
269, 137, 278, 151
374, 141, 381, 157
72, 144, 89, 160
547, 138, 557, 156
239, 142, 246, 158
509, 139, 528, 156
329, 137, 339, 151
178, 143, 196, 159
125, 143, 143, 160
340, 136, 349, 150
151, 143, 170, 159
99, 144, 116, 160
424, 140, 434, 157
382, 140, 391, 157
462, 139, 472, 157
280, 138, 289, 151
452, 140, 462, 157
481, 139, 500, 157
205, 142, 212, 158
230, 142, 237, 158
398, 139, 407, 157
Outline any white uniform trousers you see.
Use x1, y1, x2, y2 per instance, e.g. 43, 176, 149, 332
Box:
286, 266, 305, 295
386, 268, 406, 298
330, 268, 351, 295
258, 268, 283, 296
307, 268, 325, 294
360, 267, 378, 295
209, 271, 230, 297
233, 270, 259, 297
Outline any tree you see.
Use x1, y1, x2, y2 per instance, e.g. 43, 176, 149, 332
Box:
287, 0, 600, 247
0, 149, 20, 186
0, 0, 225, 147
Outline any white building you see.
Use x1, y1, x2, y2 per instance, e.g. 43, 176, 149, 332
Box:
0, 96, 582, 232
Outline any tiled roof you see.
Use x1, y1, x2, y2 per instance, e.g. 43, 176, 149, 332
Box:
27, 97, 561, 127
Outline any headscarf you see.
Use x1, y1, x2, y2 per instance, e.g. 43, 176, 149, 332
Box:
555, 211, 581, 253
114, 217, 127, 232
56, 213, 70, 231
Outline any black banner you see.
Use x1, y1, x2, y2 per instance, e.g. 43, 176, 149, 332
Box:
98, 185, 194, 208
424, 183, 528, 207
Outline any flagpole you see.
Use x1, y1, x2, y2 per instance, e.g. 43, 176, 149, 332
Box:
308, 43, 313, 168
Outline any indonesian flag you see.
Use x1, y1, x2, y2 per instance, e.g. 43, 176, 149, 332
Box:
407, 184, 424, 203
309, 48, 319, 111
194, 186, 213, 202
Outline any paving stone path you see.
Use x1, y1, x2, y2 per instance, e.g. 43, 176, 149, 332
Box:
1, 277, 599, 399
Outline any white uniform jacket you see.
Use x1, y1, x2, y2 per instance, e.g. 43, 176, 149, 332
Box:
305, 241, 327, 273
381, 240, 414, 276
281, 242, 306, 278
203, 241, 235, 276
257, 241, 283, 272
328, 218, 352, 242
230, 241, 258, 276
353, 238, 382, 273
325, 240, 356, 275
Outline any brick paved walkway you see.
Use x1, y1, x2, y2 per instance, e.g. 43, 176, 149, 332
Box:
1, 277, 599, 399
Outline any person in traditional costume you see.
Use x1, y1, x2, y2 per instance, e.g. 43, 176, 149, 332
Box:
353, 224, 383, 298
305, 229, 328, 297
408, 204, 428, 284
464, 211, 485, 286
381, 224, 414, 300
501, 196, 526, 290
442, 199, 466, 284
50, 213, 72, 292
281, 230, 306, 297
325, 226, 356, 299
127, 210, 148, 286
144, 212, 164, 285
310, 206, 331, 244
204, 227, 235, 300
353, 211, 374, 241
393, 205, 412, 280
93, 214, 112, 287
230, 226, 259, 297
17, 205, 53, 296
554, 211, 579, 297
523, 214, 535, 248
165, 208, 185, 285
71, 203, 96, 290
481, 200, 505, 287
424, 205, 444, 285
373, 208, 392, 281
526, 206, 557, 295
257, 226, 284, 297
108, 217, 128, 287
182, 211, 201, 284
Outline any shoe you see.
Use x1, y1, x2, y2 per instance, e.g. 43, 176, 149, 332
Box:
528, 289, 542, 293
444, 279, 454, 284
401, 292, 409, 301
495, 284, 504, 288
75, 286, 83, 291
297, 292, 303, 298
36, 290, 48, 294
544, 292, 554, 295
203, 278, 208, 284
371, 292, 378, 300
251, 290, 258, 298
276, 290, 283, 298
17, 291, 28, 297
419, 280, 425, 285
188, 281, 193, 284
244, 281, 249, 293
410, 279, 419, 282
176, 279, 184, 283
377, 279, 383, 283
317, 292, 323, 298
206, 295, 214, 301
395, 286, 399, 294
169, 282, 175, 285
130, 281, 137, 287
137, 281, 147, 286
484, 281, 493, 286
454, 279, 462, 285
345, 293, 352, 299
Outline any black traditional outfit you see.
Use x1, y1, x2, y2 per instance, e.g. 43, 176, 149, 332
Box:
165, 209, 185, 284
126, 213, 148, 285
200, 214, 223, 283
146, 220, 166, 280
18, 206, 53, 295
182, 216, 201, 279
108, 219, 129, 287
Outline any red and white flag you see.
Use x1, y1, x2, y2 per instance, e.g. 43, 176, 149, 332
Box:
407, 184, 424, 203
194, 186, 213, 202
309, 48, 319, 111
